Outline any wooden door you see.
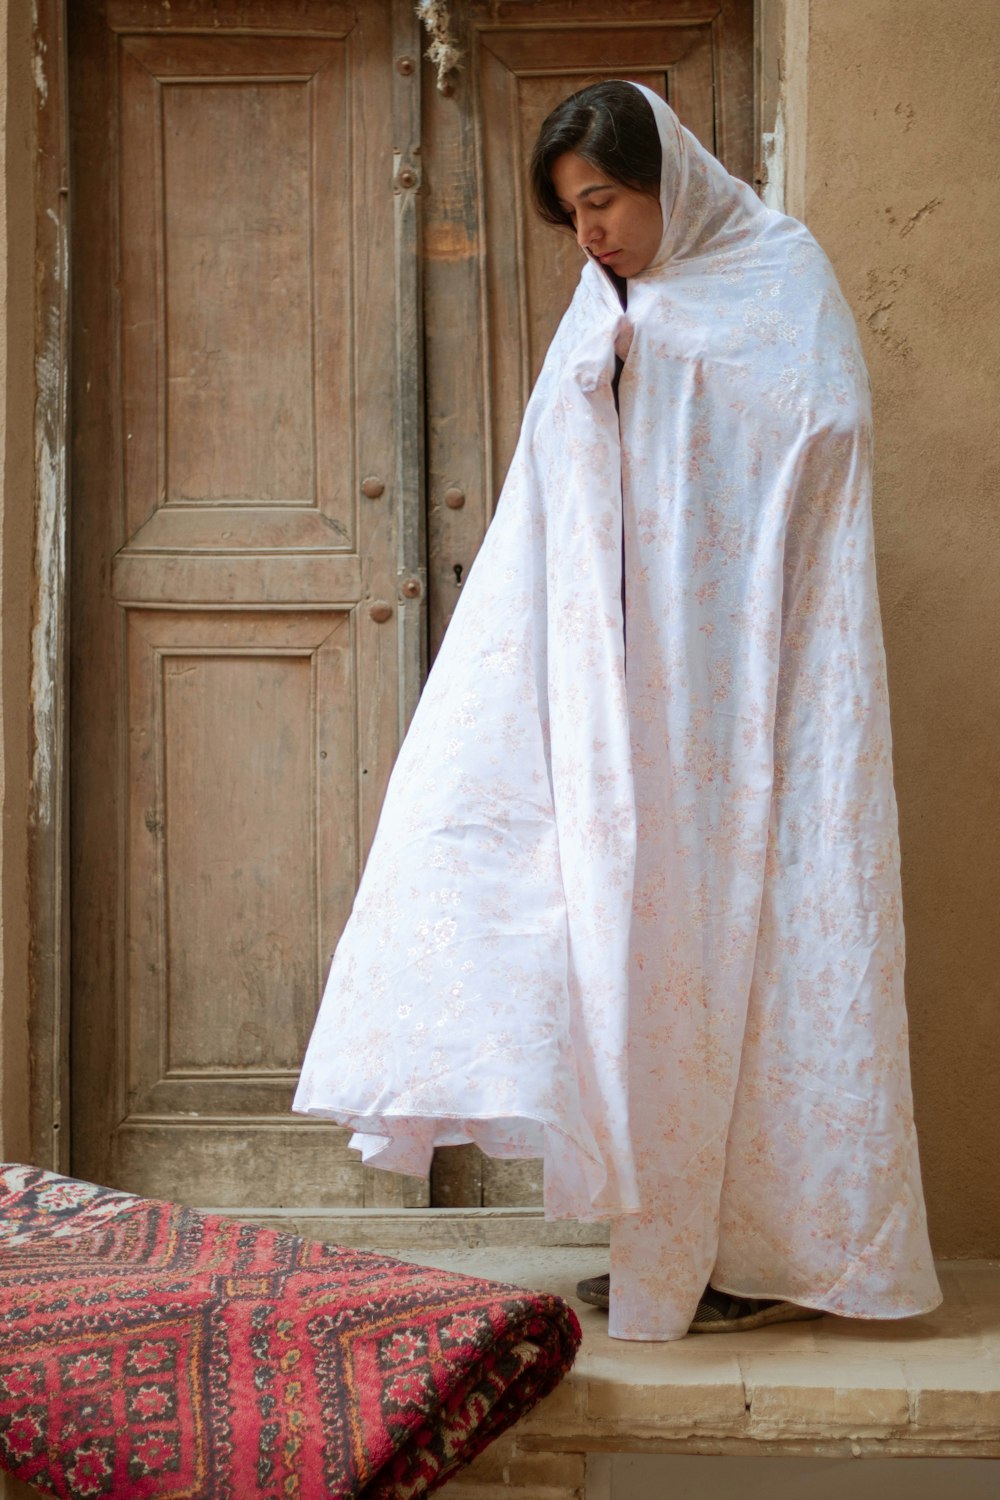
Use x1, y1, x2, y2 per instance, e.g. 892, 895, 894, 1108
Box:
69, 0, 754, 1216
69, 0, 425, 1208
423, 0, 754, 1208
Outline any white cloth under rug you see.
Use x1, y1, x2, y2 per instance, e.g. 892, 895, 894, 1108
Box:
295, 85, 941, 1339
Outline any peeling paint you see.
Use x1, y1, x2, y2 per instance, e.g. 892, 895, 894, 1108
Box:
32, 51, 47, 106
32, 17, 47, 107
761, 105, 786, 214
30, 5, 60, 810
32, 182, 68, 891
31, 304, 67, 815
46, 208, 64, 290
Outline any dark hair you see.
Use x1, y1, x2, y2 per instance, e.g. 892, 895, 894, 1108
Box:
530, 81, 662, 228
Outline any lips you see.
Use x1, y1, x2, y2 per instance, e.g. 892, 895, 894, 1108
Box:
597, 250, 621, 265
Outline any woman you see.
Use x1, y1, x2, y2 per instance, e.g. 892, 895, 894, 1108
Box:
295, 82, 941, 1341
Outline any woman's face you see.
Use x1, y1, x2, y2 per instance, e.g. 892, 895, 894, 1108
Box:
551, 151, 663, 278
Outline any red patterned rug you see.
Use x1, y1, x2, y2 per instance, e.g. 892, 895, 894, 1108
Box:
0, 1165, 580, 1498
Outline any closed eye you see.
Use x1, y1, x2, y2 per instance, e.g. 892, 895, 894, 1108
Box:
557, 193, 615, 221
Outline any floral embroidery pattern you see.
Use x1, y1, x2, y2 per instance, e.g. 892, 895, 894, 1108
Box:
295, 88, 940, 1341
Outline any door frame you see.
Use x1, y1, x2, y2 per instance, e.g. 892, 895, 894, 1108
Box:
26, 0, 797, 1174
29, 0, 71, 1174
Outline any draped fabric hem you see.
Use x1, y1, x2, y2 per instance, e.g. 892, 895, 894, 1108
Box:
712, 1176, 943, 1320
709, 1282, 944, 1321
292, 1105, 643, 1223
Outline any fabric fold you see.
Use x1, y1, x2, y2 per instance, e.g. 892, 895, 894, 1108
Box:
295, 84, 941, 1335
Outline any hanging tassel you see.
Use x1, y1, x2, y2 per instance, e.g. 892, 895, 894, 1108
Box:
416, 0, 463, 95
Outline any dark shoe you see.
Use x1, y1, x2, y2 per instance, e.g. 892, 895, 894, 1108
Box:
575, 1272, 610, 1309
574, 1276, 824, 1331
689, 1286, 824, 1333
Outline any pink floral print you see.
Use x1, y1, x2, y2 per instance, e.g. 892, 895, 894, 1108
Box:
295, 86, 941, 1340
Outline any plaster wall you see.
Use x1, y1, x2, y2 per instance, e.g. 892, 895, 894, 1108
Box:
0, 0, 32, 1162
800, 0, 1000, 1255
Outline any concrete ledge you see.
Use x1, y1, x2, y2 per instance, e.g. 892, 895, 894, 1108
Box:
389, 1251, 1000, 1461
212, 1206, 610, 1250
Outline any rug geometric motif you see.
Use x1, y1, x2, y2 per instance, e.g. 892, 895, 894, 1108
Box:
0, 1166, 581, 1498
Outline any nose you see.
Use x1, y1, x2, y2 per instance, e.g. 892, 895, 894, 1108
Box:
575, 208, 601, 250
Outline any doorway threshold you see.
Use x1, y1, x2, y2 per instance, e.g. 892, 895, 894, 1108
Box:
207, 1204, 610, 1250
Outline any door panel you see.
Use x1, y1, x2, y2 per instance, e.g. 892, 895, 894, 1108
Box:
423, 0, 754, 1207
119, 35, 351, 529
70, 0, 423, 1207
123, 613, 352, 1107
115, 609, 361, 1200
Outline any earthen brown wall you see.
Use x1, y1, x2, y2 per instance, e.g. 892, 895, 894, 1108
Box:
803, 0, 1000, 1255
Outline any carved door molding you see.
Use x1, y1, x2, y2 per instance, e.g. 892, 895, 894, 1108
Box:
69, 0, 427, 1207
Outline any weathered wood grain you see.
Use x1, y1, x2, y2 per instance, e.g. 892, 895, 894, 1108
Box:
69, 0, 405, 1210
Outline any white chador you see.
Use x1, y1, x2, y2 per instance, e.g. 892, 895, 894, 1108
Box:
296, 85, 941, 1339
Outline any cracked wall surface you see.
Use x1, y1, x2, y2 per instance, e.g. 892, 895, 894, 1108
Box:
803, 0, 1000, 1257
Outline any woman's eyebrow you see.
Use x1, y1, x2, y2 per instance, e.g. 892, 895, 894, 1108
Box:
557, 184, 614, 210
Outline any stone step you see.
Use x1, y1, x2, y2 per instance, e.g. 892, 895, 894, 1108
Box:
206, 1205, 611, 1250
403, 1253, 1000, 1464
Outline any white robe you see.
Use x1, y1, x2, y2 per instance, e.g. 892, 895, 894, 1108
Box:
295, 86, 941, 1339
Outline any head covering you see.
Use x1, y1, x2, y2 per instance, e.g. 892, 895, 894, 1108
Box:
634, 79, 764, 267
296, 87, 940, 1339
